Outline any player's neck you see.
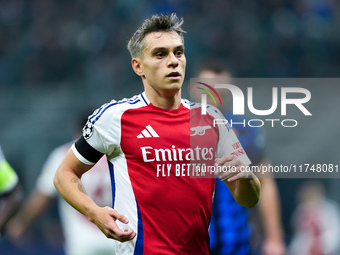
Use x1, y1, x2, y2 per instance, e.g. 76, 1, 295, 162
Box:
145, 87, 182, 109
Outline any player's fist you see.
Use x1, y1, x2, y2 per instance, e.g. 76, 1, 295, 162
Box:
91, 206, 136, 242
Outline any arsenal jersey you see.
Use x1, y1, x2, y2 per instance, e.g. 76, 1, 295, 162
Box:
73, 92, 250, 255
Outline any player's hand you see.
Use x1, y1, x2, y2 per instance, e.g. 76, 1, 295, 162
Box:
215, 155, 260, 208
6, 218, 26, 240
261, 236, 286, 255
214, 155, 250, 182
91, 206, 136, 242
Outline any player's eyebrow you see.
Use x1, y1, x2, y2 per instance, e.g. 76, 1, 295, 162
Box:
150, 45, 184, 54
174, 45, 185, 52
150, 47, 167, 54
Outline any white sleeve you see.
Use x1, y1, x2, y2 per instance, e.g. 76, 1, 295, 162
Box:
82, 102, 122, 159
207, 107, 251, 166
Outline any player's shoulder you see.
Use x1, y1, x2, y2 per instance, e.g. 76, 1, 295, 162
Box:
89, 93, 148, 124
225, 112, 265, 136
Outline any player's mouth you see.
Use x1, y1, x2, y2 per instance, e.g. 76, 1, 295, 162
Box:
166, 72, 181, 80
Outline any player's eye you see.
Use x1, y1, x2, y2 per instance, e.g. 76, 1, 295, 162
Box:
175, 50, 183, 57
156, 52, 166, 58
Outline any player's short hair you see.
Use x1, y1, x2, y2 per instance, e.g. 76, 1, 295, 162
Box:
127, 13, 186, 58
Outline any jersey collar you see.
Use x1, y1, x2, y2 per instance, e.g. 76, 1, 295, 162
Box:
140, 91, 189, 109
140, 92, 150, 106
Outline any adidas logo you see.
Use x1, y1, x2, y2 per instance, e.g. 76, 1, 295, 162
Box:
137, 125, 159, 138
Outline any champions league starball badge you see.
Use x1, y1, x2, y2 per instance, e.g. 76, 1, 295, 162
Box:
83, 120, 94, 139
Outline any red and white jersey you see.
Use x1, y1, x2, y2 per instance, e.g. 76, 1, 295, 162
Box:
73, 92, 251, 255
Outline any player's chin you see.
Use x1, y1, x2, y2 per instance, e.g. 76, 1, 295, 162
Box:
166, 80, 183, 89
162, 88, 181, 98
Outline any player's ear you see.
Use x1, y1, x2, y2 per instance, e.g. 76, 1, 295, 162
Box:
131, 58, 144, 77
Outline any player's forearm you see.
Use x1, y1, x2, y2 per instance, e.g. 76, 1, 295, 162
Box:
15, 191, 51, 226
54, 148, 101, 222
225, 173, 261, 208
259, 178, 286, 255
259, 178, 284, 239
6, 191, 51, 239
53, 167, 99, 222
0, 184, 23, 232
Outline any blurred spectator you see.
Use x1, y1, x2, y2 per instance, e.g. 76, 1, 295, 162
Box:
1, 0, 340, 87
0, 146, 23, 236
7, 112, 115, 255
289, 180, 340, 255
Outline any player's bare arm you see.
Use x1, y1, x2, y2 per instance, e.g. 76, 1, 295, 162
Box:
53, 148, 136, 242
214, 155, 261, 208
70, 178, 88, 195
257, 161, 286, 255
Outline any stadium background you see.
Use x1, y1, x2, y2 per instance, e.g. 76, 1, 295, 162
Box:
1, 0, 340, 254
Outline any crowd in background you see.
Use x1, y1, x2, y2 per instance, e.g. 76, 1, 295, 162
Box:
1, 0, 340, 89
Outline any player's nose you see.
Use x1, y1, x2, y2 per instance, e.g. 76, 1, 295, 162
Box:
167, 53, 179, 68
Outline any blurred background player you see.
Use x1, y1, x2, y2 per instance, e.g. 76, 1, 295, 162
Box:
196, 59, 286, 255
7, 112, 116, 255
289, 180, 340, 255
0, 146, 23, 236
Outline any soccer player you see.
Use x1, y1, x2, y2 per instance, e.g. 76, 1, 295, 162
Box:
53, 13, 261, 254
7, 113, 115, 255
0, 146, 23, 236
289, 181, 340, 255
197, 60, 286, 255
